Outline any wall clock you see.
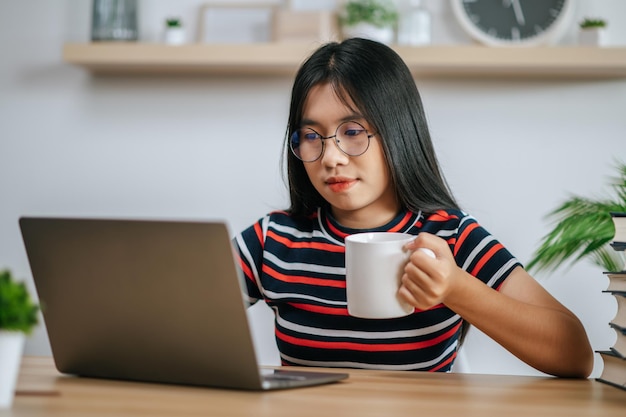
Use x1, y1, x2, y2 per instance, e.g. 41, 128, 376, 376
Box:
451, 0, 576, 46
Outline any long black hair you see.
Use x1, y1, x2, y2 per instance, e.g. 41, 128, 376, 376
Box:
284, 37, 459, 217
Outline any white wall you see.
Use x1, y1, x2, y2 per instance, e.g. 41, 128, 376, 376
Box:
1, 0, 625, 377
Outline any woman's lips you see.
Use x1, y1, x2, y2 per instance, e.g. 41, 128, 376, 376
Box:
326, 177, 357, 193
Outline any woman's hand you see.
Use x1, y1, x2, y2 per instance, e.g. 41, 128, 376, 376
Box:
399, 234, 593, 378
398, 233, 462, 310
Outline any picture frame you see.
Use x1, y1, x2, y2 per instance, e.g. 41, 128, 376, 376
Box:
274, 0, 340, 43
198, 2, 277, 43
287, 0, 338, 11
273, 9, 339, 43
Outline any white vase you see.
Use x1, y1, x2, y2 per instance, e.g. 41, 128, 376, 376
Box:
0, 331, 25, 409
578, 27, 609, 46
342, 23, 395, 45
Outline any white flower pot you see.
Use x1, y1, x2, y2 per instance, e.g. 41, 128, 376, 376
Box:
578, 27, 609, 46
0, 331, 25, 409
164, 27, 185, 45
342, 23, 394, 45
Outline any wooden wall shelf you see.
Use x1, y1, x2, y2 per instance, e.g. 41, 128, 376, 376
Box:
62, 43, 626, 78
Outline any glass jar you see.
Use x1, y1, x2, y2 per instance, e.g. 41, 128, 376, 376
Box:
91, 0, 138, 41
397, 0, 431, 46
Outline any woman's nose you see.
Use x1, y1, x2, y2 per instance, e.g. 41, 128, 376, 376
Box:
320, 138, 349, 167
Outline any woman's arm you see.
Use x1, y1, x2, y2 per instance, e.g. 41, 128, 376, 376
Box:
400, 233, 594, 378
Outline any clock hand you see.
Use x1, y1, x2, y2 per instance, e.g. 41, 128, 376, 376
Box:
511, 0, 526, 26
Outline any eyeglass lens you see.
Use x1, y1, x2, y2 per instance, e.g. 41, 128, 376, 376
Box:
290, 121, 371, 162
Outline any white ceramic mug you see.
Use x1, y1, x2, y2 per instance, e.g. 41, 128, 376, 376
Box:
345, 232, 416, 319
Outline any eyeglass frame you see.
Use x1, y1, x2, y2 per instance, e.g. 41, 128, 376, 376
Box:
289, 120, 377, 163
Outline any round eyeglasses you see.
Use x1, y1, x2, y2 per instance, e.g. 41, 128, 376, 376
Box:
290, 120, 375, 162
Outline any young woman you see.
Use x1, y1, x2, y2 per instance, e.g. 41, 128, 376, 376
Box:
234, 38, 593, 377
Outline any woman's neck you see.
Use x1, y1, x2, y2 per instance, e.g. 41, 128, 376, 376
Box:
330, 204, 401, 230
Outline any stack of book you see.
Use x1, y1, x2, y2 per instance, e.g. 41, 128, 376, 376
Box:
597, 212, 626, 390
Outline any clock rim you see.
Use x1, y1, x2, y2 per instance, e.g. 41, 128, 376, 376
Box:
450, 0, 576, 47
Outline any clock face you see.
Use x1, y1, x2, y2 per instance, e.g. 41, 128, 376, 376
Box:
451, 0, 575, 46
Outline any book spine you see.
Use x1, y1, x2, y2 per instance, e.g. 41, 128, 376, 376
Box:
610, 242, 626, 252
603, 293, 626, 353
596, 377, 626, 391
609, 322, 626, 334
610, 212, 626, 254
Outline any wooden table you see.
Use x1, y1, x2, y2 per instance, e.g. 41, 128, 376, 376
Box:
3, 357, 625, 417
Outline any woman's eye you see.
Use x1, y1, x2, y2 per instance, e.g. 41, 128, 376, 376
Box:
302, 131, 319, 141
343, 128, 364, 137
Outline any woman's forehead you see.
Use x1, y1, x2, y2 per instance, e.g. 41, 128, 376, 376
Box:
302, 83, 360, 119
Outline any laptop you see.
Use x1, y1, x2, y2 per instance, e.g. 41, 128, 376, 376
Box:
19, 217, 348, 390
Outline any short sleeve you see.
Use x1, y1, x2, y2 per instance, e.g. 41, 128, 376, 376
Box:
233, 218, 266, 305
452, 215, 521, 290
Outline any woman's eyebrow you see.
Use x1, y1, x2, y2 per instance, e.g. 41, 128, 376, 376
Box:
299, 118, 317, 127
300, 114, 366, 126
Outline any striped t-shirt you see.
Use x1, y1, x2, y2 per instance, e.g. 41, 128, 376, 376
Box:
234, 207, 520, 372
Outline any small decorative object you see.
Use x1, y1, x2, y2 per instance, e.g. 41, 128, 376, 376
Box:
0, 270, 39, 409
527, 162, 626, 274
339, 0, 398, 45
91, 0, 139, 42
199, 3, 276, 44
579, 18, 609, 47
288, 0, 337, 10
273, 9, 339, 43
163, 17, 185, 45
397, 0, 431, 46
451, 0, 575, 46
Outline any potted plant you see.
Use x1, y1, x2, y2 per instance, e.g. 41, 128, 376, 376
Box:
578, 17, 609, 46
0, 269, 39, 409
527, 162, 626, 273
163, 17, 185, 45
339, 0, 398, 44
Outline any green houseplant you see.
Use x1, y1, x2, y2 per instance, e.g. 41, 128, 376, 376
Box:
341, 0, 398, 28
165, 17, 182, 28
0, 270, 39, 333
0, 269, 39, 409
163, 17, 185, 45
340, 0, 398, 44
579, 18, 607, 29
578, 17, 608, 46
527, 162, 626, 273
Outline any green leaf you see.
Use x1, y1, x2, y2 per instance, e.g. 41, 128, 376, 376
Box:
527, 161, 626, 273
0, 269, 39, 333
579, 18, 607, 28
341, 0, 398, 28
